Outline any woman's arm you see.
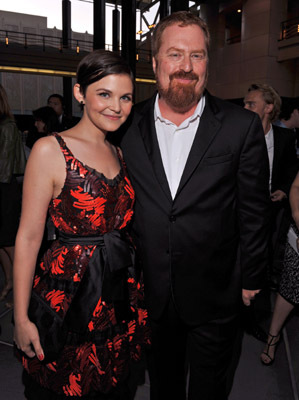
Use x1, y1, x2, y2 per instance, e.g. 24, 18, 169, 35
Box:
290, 171, 299, 230
13, 136, 63, 359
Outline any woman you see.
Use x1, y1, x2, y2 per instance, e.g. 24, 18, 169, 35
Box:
261, 170, 299, 365
26, 106, 59, 149
0, 84, 26, 302
13, 50, 150, 399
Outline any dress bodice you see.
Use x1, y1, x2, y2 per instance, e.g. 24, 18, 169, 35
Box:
49, 133, 134, 235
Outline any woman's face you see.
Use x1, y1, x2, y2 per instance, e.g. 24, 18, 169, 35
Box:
35, 119, 46, 133
80, 74, 133, 133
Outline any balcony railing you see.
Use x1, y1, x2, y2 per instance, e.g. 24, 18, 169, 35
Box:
0, 29, 152, 64
0, 29, 94, 53
280, 17, 299, 41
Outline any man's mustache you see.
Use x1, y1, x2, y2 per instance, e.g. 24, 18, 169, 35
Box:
170, 71, 199, 81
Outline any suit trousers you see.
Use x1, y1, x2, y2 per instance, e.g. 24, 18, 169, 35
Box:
147, 297, 240, 400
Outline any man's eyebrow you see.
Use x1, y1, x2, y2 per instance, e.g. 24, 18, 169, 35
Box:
166, 47, 206, 54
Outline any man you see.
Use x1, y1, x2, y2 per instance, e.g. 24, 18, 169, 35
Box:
47, 94, 75, 132
274, 97, 299, 130
121, 12, 270, 400
244, 84, 298, 285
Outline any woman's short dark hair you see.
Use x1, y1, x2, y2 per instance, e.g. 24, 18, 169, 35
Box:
77, 50, 134, 96
32, 106, 59, 134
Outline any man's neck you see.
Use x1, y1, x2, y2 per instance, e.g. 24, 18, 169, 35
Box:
158, 97, 198, 127
263, 119, 271, 135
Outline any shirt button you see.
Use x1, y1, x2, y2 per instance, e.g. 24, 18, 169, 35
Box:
169, 215, 176, 222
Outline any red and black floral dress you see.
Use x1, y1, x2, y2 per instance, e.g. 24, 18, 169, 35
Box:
16, 133, 150, 397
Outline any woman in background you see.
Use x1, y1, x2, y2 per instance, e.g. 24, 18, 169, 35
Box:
13, 50, 150, 399
261, 170, 299, 365
26, 106, 58, 149
0, 84, 26, 303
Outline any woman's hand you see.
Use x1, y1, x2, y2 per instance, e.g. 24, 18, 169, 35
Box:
14, 318, 44, 361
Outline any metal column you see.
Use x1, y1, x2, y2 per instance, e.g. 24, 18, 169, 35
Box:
160, 0, 170, 19
94, 0, 106, 50
62, 0, 72, 117
62, 0, 71, 49
112, 5, 120, 52
121, 0, 136, 77
171, 0, 189, 13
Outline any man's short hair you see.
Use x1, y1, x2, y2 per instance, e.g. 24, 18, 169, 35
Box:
247, 83, 281, 122
47, 93, 65, 106
151, 11, 210, 59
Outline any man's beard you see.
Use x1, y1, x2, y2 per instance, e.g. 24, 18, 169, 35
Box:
157, 70, 204, 114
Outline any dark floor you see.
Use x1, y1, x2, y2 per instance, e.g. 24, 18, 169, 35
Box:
0, 285, 298, 400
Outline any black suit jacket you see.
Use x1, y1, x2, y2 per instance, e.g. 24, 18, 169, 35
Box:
121, 91, 270, 325
271, 125, 298, 195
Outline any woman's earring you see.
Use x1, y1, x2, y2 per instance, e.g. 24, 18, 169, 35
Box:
80, 101, 85, 105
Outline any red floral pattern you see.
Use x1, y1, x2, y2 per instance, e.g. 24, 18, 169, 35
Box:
19, 134, 150, 396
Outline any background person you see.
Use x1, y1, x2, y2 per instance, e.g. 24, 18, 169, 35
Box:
0, 84, 26, 304
274, 97, 299, 130
261, 170, 299, 365
121, 11, 270, 400
47, 93, 76, 132
13, 50, 150, 400
244, 83, 298, 287
26, 106, 59, 149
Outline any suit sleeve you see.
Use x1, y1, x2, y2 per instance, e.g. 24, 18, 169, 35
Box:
279, 130, 298, 196
237, 114, 271, 289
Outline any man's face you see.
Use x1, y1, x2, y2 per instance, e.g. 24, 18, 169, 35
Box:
244, 90, 271, 122
152, 24, 208, 113
48, 97, 64, 117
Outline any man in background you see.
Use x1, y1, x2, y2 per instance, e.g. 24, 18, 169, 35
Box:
244, 84, 298, 287
47, 93, 75, 132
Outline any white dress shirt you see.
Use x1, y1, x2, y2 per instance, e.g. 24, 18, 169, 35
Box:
154, 94, 206, 199
265, 125, 274, 191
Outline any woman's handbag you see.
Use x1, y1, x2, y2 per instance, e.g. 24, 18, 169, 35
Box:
27, 291, 68, 363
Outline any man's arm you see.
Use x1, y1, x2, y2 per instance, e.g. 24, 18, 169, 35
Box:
272, 128, 298, 199
290, 172, 299, 229
237, 114, 271, 303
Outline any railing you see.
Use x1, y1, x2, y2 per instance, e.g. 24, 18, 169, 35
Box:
0, 29, 152, 63
280, 17, 299, 41
0, 29, 93, 53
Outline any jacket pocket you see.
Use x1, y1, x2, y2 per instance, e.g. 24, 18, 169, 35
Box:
203, 153, 233, 165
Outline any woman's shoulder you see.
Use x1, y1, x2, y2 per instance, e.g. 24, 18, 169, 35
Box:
29, 135, 62, 161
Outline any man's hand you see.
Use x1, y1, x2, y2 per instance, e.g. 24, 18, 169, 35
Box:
242, 289, 261, 306
270, 190, 286, 202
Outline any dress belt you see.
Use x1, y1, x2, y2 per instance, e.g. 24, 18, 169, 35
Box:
57, 229, 134, 334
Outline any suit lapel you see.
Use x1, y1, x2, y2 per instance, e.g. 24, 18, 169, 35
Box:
175, 93, 221, 197
138, 97, 173, 203
272, 127, 281, 181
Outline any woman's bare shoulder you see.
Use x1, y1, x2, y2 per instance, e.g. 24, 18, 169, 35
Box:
28, 135, 63, 164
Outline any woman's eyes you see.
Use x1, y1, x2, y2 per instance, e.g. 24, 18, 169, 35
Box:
121, 95, 132, 102
98, 92, 109, 98
97, 92, 132, 102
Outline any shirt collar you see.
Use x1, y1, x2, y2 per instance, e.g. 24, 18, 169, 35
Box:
154, 93, 205, 128
265, 124, 274, 145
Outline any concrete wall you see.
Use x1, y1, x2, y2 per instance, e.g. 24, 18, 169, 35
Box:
204, 0, 299, 100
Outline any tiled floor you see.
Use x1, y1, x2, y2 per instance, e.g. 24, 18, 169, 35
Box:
0, 285, 298, 400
